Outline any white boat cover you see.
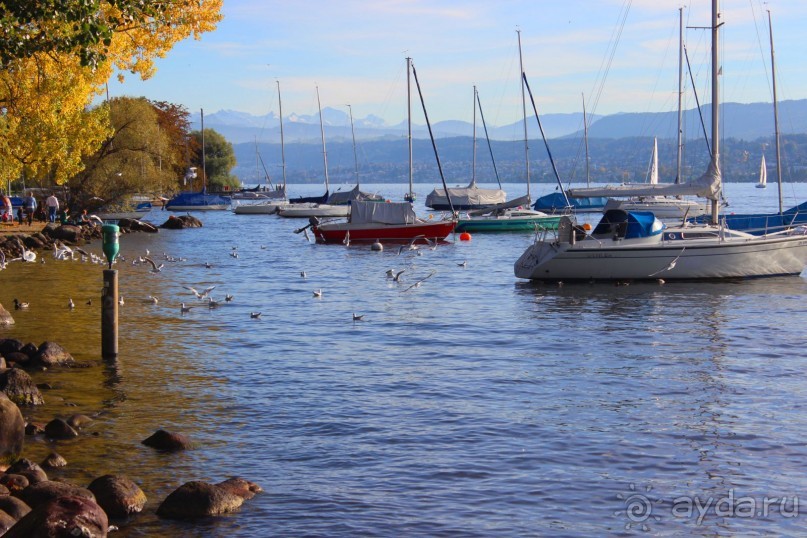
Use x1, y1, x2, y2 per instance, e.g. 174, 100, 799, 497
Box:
327, 185, 384, 205
350, 201, 416, 225
467, 194, 531, 217
426, 180, 507, 208
567, 162, 722, 201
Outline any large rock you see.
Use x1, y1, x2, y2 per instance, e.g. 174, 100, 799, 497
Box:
0, 393, 24, 464
3, 352, 30, 368
4, 495, 107, 538
44, 224, 84, 244
118, 218, 159, 233
7, 459, 48, 485
0, 509, 16, 533
40, 452, 67, 469
0, 304, 13, 326
31, 342, 74, 368
160, 215, 203, 229
0, 495, 30, 520
141, 429, 191, 452
156, 481, 243, 519
87, 475, 146, 519
16, 481, 95, 510
0, 368, 45, 405
19, 343, 38, 358
0, 475, 28, 494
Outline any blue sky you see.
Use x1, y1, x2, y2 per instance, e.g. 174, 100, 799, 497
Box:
110, 0, 807, 126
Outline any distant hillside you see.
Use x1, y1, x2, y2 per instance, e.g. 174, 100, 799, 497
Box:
198, 99, 807, 145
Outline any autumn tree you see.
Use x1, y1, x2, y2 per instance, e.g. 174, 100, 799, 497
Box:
70, 97, 181, 208
0, 1, 222, 191
190, 129, 239, 191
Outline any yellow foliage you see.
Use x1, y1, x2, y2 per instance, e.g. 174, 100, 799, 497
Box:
0, 0, 223, 188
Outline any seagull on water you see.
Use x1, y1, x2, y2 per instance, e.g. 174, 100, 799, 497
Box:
392, 270, 405, 282
313, 289, 322, 298
86, 299, 93, 306
118, 296, 125, 306
352, 313, 365, 322
457, 260, 467, 268
13, 299, 29, 310
300, 271, 307, 278
146, 296, 159, 304
208, 297, 220, 308
224, 294, 234, 302
68, 298, 75, 309
180, 303, 194, 314
250, 312, 262, 319
205, 262, 212, 269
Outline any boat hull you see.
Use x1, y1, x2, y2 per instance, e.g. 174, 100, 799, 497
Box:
515, 232, 807, 281
455, 215, 562, 233
233, 202, 283, 215
278, 204, 350, 218
165, 204, 230, 211
312, 220, 456, 244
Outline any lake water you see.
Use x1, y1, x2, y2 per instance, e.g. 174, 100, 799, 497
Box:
2, 182, 807, 536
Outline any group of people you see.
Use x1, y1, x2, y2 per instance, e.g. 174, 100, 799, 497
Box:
1, 191, 64, 225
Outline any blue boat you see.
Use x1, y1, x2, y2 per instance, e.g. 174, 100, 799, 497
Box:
533, 192, 608, 214
691, 201, 807, 235
165, 188, 230, 211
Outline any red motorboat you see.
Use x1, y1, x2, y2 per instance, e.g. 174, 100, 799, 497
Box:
311, 201, 456, 244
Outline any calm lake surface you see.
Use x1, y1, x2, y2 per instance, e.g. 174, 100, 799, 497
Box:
2, 182, 807, 536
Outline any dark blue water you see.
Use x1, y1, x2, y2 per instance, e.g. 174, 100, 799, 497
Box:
2, 182, 807, 536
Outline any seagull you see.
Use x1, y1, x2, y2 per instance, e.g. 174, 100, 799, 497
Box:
184, 285, 216, 299
260, 245, 267, 250
143, 257, 164, 273
180, 303, 194, 314
224, 294, 234, 302
68, 298, 75, 309
352, 313, 365, 321
457, 260, 467, 268
208, 297, 220, 308
250, 312, 262, 319
300, 271, 307, 278
398, 235, 423, 255
657, 278, 666, 285
385, 269, 395, 278
403, 271, 437, 292
86, 299, 93, 306
392, 269, 405, 282
205, 262, 212, 269
146, 296, 159, 304
230, 251, 239, 259
313, 289, 322, 298
13, 299, 29, 310
118, 296, 125, 306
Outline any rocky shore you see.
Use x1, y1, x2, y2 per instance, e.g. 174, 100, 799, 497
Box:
0, 335, 260, 536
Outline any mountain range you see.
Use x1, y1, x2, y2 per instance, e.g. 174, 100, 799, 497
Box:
196, 99, 807, 145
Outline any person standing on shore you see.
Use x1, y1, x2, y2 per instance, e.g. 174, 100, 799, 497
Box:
23, 192, 36, 226
46, 193, 59, 223
1, 193, 11, 222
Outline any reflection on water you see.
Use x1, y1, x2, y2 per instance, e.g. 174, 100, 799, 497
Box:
1, 183, 807, 536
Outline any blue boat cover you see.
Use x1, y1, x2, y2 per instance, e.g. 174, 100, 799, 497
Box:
690, 200, 807, 235
533, 192, 608, 213
165, 188, 230, 208
593, 210, 663, 239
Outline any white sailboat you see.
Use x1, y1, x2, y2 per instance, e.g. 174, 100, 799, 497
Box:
756, 154, 768, 188
514, 0, 807, 282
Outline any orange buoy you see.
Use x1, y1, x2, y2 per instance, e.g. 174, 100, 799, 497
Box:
459, 232, 472, 241
582, 223, 592, 231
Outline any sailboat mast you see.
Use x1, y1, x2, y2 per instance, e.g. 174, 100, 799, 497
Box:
316, 86, 330, 192
277, 81, 287, 188
347, 104, 360, 188
582, 93, 590, 187
768, 10, 783, 215
676, 7, 684, 184
407, 57, 414, 201
201, 107, 206, 192
472, 85, 477, 185
517, 29, 530, 201
710, 0, 721, 223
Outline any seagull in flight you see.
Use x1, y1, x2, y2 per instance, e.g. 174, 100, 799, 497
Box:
392, 269, 405, 282
144, 257, 164, 273
403, 270, 437, 292
184, 285, 216, 299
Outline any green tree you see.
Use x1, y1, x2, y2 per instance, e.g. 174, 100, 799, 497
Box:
190, 129, 239, 191
70, 97, 178, 208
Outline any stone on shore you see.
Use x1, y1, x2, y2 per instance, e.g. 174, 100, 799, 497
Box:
6, 459, 48, 485
2, 352, 30, 368
0, 496, 31, 520
0, 475, 28, 494
156, 481, 243, 519
67, 414, 93, 430
40, 452, 67, 469
3, 495, 107, 538
87, 475, 147, 519
118, 218, 159, 233
0, 509, 16, 533
0, 339, 23, 356
141, 429, 191, 452
160, 215, 203, 229
0, 368, 45, 405
44, 418, 79, 440
31, 341, 74, 368
17, 480, 95, 510
0, 393, 25, 463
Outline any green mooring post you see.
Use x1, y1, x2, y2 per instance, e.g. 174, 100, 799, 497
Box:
101, 224, 120, 359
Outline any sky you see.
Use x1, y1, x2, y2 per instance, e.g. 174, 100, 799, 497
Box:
109, 0, 807, 127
